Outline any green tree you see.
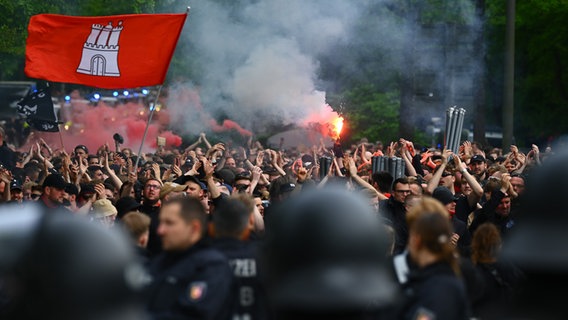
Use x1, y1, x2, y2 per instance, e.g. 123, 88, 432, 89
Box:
487, 0, 568, 145
333, 85, 400, 145
0, 1, 69, 79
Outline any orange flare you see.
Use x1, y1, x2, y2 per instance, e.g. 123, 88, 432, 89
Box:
331, 116, 344, 139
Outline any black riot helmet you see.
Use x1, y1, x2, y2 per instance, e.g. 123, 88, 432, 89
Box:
261, 186, 399, 319
502, 145, 568, 319
0, 203, 148, 320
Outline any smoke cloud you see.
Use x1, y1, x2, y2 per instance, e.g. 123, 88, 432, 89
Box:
163, 0, 364, 142
162, 0, 482, 143
23, 90, 182, 155
26, 1, 481, 153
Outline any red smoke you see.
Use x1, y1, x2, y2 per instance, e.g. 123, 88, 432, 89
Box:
21, 91, 182, 155
209, 119, 252, 137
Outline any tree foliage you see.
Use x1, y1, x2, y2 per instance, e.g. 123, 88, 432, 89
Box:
487, 0, 568, 145
333, 85, 400, 145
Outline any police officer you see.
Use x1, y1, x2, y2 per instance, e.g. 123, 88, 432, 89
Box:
502, 148, 568, 319
261, 186, 400, 319
210, 195, 268, 320
145, 197, 233, 319
0, 203, 148, 320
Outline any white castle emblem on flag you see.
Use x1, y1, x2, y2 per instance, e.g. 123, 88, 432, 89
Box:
76, 21, 123, 77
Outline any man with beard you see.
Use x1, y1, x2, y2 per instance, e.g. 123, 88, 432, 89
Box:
468, 154, 489, 183
469, 174, 515, 237
62, 183, 79, 212
139, 178, 163, 257
38, 173, 68, 211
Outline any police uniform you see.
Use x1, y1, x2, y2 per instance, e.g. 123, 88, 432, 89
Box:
212, 237, 269, 320
399, 261, 470, 320
146, 240, 234, 319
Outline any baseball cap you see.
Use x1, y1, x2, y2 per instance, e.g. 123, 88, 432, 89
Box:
42, 174, 67, 189
432, 186, 459, 205
74, 144, 89, 154
159, 182, 188, 199
10, 180, 22, 191
173, 175, 207, 190
280, 183, 296, 194
470, 154, 486, 163
301, 154, 315, 169
92, 199, 118, 218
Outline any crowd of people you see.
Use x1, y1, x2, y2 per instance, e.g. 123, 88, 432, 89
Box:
0, 122, 565, 319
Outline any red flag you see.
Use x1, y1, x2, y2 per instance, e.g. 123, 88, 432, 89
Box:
25, 13, 187, 89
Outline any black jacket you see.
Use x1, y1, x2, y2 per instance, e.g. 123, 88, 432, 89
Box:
472, 260, 525, 319
146, 240, 234, 320
379, 197, 408, 255
399, 261, 471, 320
469, 191, 513, 237
139, 201, 162, 257
390, 252, 484, 309
211, 237, 269, 320
452, 216, 472, 258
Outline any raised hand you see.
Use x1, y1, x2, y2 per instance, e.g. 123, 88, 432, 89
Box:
171, 163, 183, 177
251, 166, 262, 183
462, 141, 472, 156
94, 183, 106, 200
200, 156, 215, 179
256, 151, 264, 166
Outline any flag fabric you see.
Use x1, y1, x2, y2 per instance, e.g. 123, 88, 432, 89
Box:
25, 13, 187, 89
17, 89, 60, 132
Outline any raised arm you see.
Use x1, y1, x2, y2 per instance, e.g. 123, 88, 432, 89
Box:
267, 149, 286, 177
347, 156, 387, 200
200, 132, 212, 150
184, 135, 202, 152
453, 152, 483, 206
426, 148, 452, 195
400, 143, 418, 177
103, 152, 123, 191
202, 156, 221, 200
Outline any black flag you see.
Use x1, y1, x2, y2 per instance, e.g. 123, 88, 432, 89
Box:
17, 89, 60, 132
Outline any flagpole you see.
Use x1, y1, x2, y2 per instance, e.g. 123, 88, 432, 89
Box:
133, 85, 164, 174
58, 126, 65, 151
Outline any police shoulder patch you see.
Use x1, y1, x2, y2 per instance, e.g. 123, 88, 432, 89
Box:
188, 281, 207, 301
